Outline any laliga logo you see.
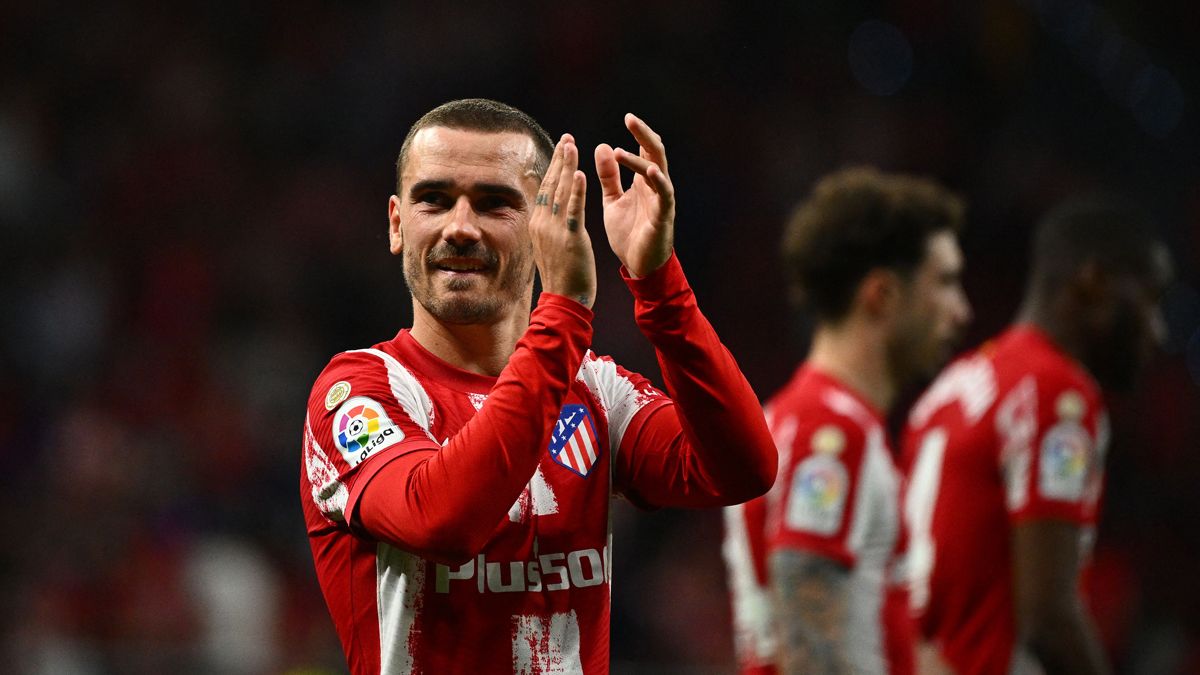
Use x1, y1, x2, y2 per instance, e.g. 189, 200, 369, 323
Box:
338, 404, 380, 453
333, 397, 403, 466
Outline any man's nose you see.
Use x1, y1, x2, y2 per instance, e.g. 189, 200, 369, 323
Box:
443, 196, 482, 245
954, 287, 973, 329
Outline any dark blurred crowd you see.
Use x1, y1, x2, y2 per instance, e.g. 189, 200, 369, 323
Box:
1, 1, 1198, 673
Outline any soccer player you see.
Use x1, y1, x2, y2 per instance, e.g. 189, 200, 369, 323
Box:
299, 99, 776, 674
902, 198, 1173, 674
723, 168, 971, 674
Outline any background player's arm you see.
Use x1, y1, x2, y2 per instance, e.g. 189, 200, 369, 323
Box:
769, 549, 854, 675
1012, 520, 1111, 675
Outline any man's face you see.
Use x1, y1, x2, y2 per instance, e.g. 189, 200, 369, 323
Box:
888, 231, 972, 384
389, 127, 542, 325
1085, 242, 1173, 391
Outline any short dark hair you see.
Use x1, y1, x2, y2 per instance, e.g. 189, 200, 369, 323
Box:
1028, 196, 1161, 294
395, 98, 555, 193
782, 167, 965, 321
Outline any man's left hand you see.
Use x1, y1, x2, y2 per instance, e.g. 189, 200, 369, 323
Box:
594, 114, 675, 278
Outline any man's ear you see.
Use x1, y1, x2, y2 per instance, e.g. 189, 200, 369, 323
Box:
388, 195, 404, 256
858, 268, 903, 319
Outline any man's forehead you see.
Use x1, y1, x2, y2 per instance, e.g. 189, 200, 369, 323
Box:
404, 127, 540, 181
924, 231, 963, 268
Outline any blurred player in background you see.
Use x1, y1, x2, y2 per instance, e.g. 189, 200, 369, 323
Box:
299, 99, 776, 674
902, 198, 1173, 674
723, 168, 971, 674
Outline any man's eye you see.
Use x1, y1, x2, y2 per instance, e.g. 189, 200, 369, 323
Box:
419, 193, 450, 207
476, 196, 511, 212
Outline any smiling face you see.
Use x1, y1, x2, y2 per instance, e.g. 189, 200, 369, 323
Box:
389, 127, 543, 325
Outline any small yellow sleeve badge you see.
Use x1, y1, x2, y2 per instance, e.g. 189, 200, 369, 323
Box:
325, 381, 352, 410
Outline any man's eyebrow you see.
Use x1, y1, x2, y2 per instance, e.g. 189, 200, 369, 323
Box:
408, 179, 453, 196
408, 180, 525, 203
473, 183, 526, 202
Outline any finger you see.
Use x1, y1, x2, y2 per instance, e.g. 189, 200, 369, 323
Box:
612, 147, 662, 192
594, 143, 624, 205
625, 113, 668, 173
645, 163, 674, 199
564, 170, 586, 234
537, 135, 569, 208
552, 141, 578, 216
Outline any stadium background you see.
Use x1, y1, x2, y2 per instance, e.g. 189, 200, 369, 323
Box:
2, 0, 1198, 672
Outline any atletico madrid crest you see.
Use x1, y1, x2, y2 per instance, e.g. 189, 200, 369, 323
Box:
549, 404, 601, 477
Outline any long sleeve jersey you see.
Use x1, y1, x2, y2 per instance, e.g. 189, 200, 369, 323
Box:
301, 254, 776, 674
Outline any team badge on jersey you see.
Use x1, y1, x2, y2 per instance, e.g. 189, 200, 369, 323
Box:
332, 396, 404, 467
1038, 421, 1091, 501
785, 425, 850, 535
549, 404, 601, 477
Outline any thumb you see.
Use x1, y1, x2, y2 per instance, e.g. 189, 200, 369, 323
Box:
594, 144, 623, 205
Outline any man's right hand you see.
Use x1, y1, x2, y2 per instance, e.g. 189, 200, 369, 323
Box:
530, 134, 597, 310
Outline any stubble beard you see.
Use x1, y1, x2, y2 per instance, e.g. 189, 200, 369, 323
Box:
403, 243, 535, 325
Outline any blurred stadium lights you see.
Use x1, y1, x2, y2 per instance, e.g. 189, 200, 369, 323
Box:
847, 19, 914, 97
1023, 0, 1186, 138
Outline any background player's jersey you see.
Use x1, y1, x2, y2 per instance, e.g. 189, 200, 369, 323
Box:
301, 329, 669, 675
723, 365, 912, 675
902, 326, 1108, 675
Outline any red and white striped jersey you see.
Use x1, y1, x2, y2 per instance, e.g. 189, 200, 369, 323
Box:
302, 329, 668, 674
901, 326, 1108, 674
302, 254, 779, 675
723, 365, 913, 675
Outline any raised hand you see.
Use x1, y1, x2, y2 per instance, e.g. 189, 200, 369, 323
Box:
529, 134, 597, 309
594, 114, 676, 278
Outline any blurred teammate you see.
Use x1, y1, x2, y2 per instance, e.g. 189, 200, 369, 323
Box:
902, 198, 1172, 674
299, 99, 775, 674
723, 168, 971, 674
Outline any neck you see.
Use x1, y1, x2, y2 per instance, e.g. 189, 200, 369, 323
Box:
1015, 293, 1088, 366
408, 298, 532, 377
806, 318, 896, 413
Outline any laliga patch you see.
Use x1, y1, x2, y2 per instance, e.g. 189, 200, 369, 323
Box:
332, 396, 404, 467
1038, 421, 1091, 501
325, 381, 352, 410
549, 404, 601, 477
785, 451, 849, 535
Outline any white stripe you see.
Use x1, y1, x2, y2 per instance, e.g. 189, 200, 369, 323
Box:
722, 504, 777, 666
568, 435, 588, 471
579, 424, 597, 463
347, 348, 436, 436
377, 544, 424, 674
303, 415, 348, 521
578, 352, 657, 457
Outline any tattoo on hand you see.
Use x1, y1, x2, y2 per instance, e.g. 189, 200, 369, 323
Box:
536, 193, 548, 206
553, 203, 561, 215
566, 217, 579, 232
577, 295, 589, 306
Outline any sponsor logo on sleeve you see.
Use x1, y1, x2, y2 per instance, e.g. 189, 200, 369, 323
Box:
325, 381, 351, 410
332, 396, 404, 466
549, 405, 601, 477
1038, 421, 1091, 501
785, 425, 849, 535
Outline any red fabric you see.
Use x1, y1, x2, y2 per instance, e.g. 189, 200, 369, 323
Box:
355, 294, 593, 563
727, 365, 911, 673
902, 325, 1107, 675
614, 254, 777, 506
301, 253, 776, 674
